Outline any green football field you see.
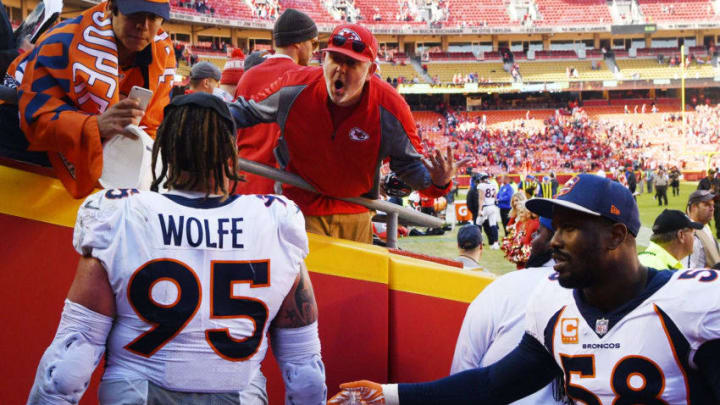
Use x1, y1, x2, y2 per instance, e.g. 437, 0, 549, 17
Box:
397, 182, 710, 276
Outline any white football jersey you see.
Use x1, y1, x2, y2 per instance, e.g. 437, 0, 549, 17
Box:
451, 267, 563, 404
73, 189, 308, 392
477, 182, 498, 206
525, 268, 720, 404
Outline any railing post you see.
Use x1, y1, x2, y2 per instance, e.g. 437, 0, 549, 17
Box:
386, 211, 399, 249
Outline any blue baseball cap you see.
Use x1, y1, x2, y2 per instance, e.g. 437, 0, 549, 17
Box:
525, 174, 641, 236
539, 216, 554, 233
457, 224, 483, 249
116, 0, 170, 20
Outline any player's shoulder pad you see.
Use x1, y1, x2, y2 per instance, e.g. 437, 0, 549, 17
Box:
664, 268, 720, 299
254, 194, 309, 261
523, 268, 569, 340
73, 189, 142, 256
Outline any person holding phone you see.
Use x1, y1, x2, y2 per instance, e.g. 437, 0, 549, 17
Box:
8, 0, 176, 198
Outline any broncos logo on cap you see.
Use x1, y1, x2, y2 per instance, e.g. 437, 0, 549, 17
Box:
337, 28, 362, 42
556, 175, 580, 197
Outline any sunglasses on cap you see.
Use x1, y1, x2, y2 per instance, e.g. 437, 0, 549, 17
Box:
331, 35, 366, 53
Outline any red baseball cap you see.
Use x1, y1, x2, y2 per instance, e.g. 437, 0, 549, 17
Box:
323, 23, 377, 63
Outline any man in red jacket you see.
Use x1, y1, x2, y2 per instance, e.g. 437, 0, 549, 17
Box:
234, 8, 318, 195
230, 23, 460, 243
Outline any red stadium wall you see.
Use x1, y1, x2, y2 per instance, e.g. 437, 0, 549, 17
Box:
0, 165, 494, 403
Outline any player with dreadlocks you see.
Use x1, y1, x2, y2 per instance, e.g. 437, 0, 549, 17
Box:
28, 92, 327, 404
150, 93, 242, 198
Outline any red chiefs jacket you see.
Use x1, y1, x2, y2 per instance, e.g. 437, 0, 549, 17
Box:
233, 55, 302, 194
229, 66, 449, 216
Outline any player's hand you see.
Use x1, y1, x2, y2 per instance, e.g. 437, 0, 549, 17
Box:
423, 147, 471, 188
97, 99, 145, 140
328, 380, 385, 404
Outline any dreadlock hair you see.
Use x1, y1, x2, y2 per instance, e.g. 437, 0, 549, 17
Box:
150, 103, 242, 200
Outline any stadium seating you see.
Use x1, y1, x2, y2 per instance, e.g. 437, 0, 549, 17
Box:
425, 62, 511, 83
533, 0, 612, 26
534, 50, 578, 59
615, 58, 718, 80
445, 0, 517, 27
519, 60, 614, 82
353, 0, 426, 25
280, 0, 336, 23
378, 63, 420, 83
428, 52, 477, 61
637, 0, 716, 22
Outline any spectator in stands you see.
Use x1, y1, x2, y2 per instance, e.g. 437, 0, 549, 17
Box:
684, 189, 720, 268
455, 224, 485, 271
8, 0, 175, 198
639, 209, 700, 271
188, 61, 221, 95
230, 23, 462, 243
234, 8, 318, 195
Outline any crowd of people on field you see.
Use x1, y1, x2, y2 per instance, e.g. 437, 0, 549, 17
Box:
415, 103, 720, 176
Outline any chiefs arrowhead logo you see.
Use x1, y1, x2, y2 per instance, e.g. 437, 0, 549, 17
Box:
349, 127, 370, 141
337, 28, 362, 42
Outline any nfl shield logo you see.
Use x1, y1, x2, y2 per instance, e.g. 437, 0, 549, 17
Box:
595, 318, 609, 336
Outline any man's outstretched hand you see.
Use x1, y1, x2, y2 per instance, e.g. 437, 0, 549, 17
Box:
328, 380, 386, 404
423, 146, 472, 188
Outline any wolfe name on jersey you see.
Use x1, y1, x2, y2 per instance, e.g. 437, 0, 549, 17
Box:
525, 268, 720, 404
73, 189, 308, 392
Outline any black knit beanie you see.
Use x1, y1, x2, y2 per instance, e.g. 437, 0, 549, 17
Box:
273, 9, 318, 47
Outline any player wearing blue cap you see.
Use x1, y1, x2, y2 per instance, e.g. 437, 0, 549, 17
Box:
330, 174, 720, 405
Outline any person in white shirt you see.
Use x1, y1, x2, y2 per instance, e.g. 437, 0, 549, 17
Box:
450, 267, 564, 405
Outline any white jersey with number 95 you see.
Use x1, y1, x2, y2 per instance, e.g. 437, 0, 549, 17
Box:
73, 189, 307, 393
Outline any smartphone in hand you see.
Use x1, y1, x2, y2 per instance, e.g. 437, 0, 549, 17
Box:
128, 86, 153, 111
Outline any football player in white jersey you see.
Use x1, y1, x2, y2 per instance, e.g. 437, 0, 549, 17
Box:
330, 174, 720, 404
450, 267, 564, 405
28, 93, 327, 405
476, 173, 500, 249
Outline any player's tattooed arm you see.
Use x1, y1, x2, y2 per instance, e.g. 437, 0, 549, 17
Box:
272, 262, 319, 328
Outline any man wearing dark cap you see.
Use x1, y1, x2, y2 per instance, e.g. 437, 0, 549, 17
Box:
230, 23, 462, 243
330, 174, 720, 404
188, 61, 222, 94
639, 209, 701, 270
455, 225, 484, 271
233, 8, 318, 195
7, 0, 176, 198
685, 189, 720, 268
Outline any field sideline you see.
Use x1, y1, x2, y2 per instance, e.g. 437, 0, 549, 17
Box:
398, 182, 709, 276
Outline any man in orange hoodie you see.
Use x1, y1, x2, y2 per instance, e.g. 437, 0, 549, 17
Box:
10, 0, 176, 198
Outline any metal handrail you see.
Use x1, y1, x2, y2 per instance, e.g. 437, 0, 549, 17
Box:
236, 158, 444, 247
